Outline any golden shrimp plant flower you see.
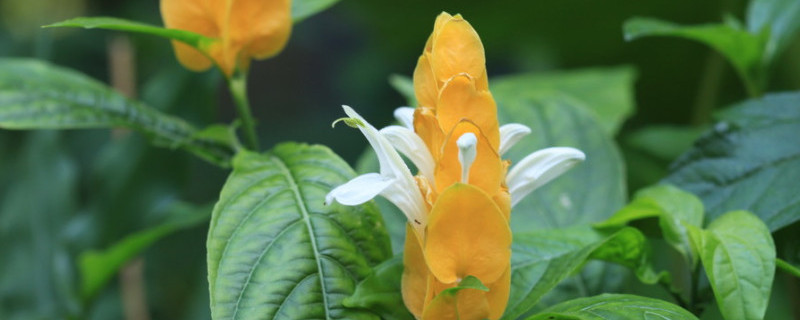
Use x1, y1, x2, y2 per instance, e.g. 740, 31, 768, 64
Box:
326, 13, 585, 320
160, 0, 292, 77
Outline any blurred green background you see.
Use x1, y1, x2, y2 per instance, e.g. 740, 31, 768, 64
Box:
1, 0, 798, 319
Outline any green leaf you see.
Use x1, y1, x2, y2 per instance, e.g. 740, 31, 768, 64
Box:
491, 66, 636, 136
665, 92, 800, 231
342, 255, 413, 320
0, 58, 235, 167
599, 184, 704, 266
45, 17, 216, 51
79, 201, 212, 300
207, 143, 392, 319
489, 89, 626, 232
747, 0, 800, 61
695, 210, 775, 320
388, 74, 417, 107
525, 294, 698, 320
623, 17, 767, 95
624, 125, 706, 162
505, 226, 662, 319
292, 0, 341, 22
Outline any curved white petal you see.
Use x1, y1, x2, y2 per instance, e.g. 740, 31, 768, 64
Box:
333, 106, 428, 236
380, 125, 435, 183
325, 173, 393, 206
499, 123, 532, 155
393, 107, 416, 129
507, 147, 586, 207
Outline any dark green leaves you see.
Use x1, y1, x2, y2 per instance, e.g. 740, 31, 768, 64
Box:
624, 17, 766, 95
79, 202, 212, 300
45, 17, 216, 51
665, 92, 800, 231
526, 294, 697, 320
694, 211, 775, 320
207, 144, 391, 319
505, 226, 660, 319
343, 256, 413, 320
0, 59, 235, 166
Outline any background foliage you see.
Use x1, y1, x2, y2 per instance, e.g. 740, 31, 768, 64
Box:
0, 0, 799, 319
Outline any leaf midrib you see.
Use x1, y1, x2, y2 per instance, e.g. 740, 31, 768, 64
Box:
270, 153, 332, 320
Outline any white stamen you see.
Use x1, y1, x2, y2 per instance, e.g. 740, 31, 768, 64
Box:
457, 133, 478, 184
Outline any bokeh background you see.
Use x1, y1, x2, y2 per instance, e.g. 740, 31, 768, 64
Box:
1, 0, 798, 319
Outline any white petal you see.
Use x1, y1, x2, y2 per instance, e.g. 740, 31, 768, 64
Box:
457, 132, 477, 184
507, 147, 586, 207
393, 107, 416, 129
338, 106, 429, 235
380, 125, 435, 183
499, 123, 532, 155
325, 173, 393, 206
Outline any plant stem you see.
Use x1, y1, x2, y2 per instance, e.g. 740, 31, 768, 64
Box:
777, 258, 800, 278
228, 73, 259, 150
689, 265, 701, 315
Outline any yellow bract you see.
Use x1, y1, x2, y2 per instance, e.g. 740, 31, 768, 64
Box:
160, 0, 292, 77
403, 12, 512, 320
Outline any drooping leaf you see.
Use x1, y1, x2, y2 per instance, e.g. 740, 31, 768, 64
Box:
504, 226, 662, 319
45, 17, 216, 51
525, 294, 697, 320
623, 17, 767, 95
665, 92, 800, 231
207, 144, 391, 319
79, 201, 212, 300
747, 0, 800, 61
695, 210, 775, 320
599, 184, 704, 266
342, 255, 413, 320
292, 0, 341, 22
491, 66, 637, 135
0, 59, 235, 166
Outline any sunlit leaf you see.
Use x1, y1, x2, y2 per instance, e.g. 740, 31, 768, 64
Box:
665, 92, 800, 231
207, 144, 391, 319
0, 59, 235, 166
525, 294, 697, 320
694, 210, 775, 320
599, 184, 704, 266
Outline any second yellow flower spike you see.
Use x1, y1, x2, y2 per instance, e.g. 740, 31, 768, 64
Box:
160, 0, 292, 77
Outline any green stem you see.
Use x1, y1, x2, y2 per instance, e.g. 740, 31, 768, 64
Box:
228, 73, 259, 150
777, 258, 800, 278
689, 265, 702, 315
